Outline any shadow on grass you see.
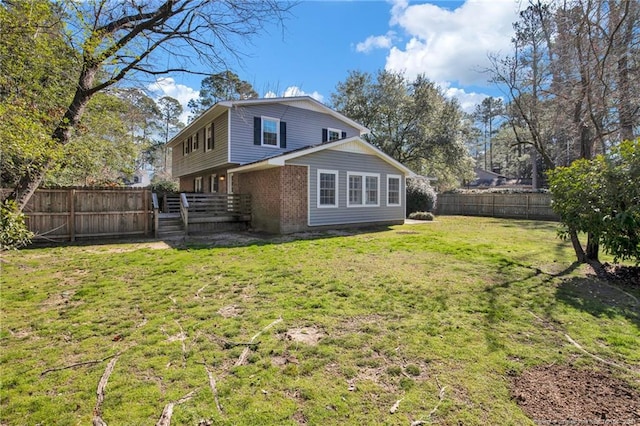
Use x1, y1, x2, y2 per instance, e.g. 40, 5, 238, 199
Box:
23, 224, 398, 251
556, 276, 640, 329
483, 262, 582, 352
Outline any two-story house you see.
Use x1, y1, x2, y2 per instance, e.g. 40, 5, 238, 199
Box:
167, 96, 415, 234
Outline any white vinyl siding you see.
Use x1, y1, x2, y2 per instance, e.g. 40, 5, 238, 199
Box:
290, 150, 406, 227
317, 169, 338, 208
172, 112, 229, 178
229, 104, 361, 165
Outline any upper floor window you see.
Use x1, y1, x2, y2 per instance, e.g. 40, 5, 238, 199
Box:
318, 170, 338, 208
254, 116, 286, 148
183, 137, 192, 155
328, 128, 341, 141
205, 124, 214, 152
192, 131, 199, 151
262, 117, 279, 147
322, 128, 347, 142
387, 175, 401, 206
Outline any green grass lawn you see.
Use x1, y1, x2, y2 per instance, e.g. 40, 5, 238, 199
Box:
1, 216, 638, 425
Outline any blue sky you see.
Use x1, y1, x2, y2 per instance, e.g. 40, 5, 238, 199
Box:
148, 0, 521, 122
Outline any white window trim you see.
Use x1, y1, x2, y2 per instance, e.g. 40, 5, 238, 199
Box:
347, 172, 380, 207
194, 176, 203, 193
205, 124, 213, 152
387, 174, 402, 206
261, 116, 280, 148
327, 127, 341, 141
317, 169, 339, 208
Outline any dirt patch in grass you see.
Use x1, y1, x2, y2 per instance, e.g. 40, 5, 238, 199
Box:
283, 327, 325, 346
217, 304, 243, 318
511, 365, 640, 424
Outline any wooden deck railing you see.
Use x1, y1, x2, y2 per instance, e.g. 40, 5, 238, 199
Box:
181, 193, 252, 220
180, 193, 190, 234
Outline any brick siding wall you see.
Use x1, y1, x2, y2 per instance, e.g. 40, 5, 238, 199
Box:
236, 168, 283, 233
279, 165, 308, 233
235, 165, 308, 234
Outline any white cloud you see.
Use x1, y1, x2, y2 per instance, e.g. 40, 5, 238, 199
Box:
356, 32, 396, 53
382, 0, 519, 86
444, 86, 493, 114
266, 86, 324, 103
147, 77, 198, 123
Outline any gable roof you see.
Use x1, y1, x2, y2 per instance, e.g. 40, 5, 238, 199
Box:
167, 96, 369, 148
228, 136, 416, 177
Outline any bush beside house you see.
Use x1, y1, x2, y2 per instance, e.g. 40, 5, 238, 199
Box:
406, 176, 437, 216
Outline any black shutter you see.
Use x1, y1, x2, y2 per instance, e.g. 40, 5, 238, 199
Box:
280, 121, 287, 148
341, 131, 347, 139
322, 128, 328, 142
254, 117, 261, 145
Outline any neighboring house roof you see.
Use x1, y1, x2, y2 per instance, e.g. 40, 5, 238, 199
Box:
228, 136, 417, 177
167, 96, 369, 148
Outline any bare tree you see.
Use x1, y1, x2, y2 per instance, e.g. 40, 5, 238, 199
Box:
5, 0, 292, 211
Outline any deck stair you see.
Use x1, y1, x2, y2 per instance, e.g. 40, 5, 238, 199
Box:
156, 213, 184, 238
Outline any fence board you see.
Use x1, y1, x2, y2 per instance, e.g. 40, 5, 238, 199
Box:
436, 193, 559, 221
2, 188, 153, 242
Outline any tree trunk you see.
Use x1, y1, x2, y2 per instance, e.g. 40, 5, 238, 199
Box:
586, 232, 599, 263
5, 66, 97, 212
569, 229, 587, 263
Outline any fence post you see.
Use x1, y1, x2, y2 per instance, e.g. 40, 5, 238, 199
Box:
69, 189, 76, 241
143, 189, 149, 236
492, 194, 495, 217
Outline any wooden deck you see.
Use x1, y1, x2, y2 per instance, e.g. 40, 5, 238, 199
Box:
154, 193, 251, 237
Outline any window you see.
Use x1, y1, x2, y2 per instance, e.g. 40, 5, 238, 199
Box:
205, 124, 214, 152
192, 132, 199, 151
366, 176, 378, 205
322, 128, 346, 142
210, 174, 218, 193
183, 138, 192, 155
317, 170, 338, 208
387, 175, 401, 206
194, 177, 203, 193
262, 117, 279, 147
347, 172, 379, 207
348, 175, 362, 205
328, 128, 341, 141
254, 117, 286, 148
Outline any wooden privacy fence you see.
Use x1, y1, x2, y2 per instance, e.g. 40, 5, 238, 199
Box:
436, 192, 559, 221
3, 188, 152, 241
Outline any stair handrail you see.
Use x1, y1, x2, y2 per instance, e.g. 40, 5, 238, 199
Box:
179, 192, 189, 234
152, 192, 160, 238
